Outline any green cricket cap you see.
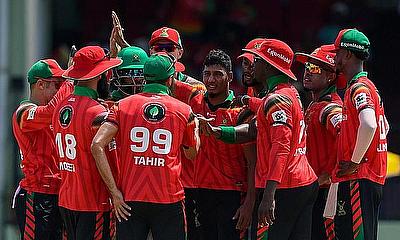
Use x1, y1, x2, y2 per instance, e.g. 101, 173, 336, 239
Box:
27, 59, 65, 84
144, 53, 175, 82
117, 46, 149, 70
334, 28, 370, 53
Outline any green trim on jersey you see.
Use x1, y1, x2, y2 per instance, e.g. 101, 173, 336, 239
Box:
347, 71, 368, 88
142, 83, 171, 95
73, 86, 99, 99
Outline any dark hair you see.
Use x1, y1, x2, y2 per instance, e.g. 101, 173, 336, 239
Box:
203, 49, 232, 72
351, 50, 370, 61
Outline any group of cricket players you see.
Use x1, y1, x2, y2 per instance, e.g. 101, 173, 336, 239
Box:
12, 11, 389, 240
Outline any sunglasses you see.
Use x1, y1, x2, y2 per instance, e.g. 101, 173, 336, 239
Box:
305, 62, 322, 74
151, 44, 179, 53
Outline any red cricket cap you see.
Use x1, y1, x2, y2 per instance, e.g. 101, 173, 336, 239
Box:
149, 27, 183, 48
63, 46, 122, 81
237, 38, 267, 63
243, 39, 296, 80
295, 44, 336, 70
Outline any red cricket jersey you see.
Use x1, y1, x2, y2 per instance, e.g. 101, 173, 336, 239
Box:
12, 81, 73, 194
52, 86, 112, 211
174, 81, 247, 191
333, 72, 388, 185
256, 83, 317, 189
106, 91, 197, 203
305, 90, 343, 187
172, 81, 199, 188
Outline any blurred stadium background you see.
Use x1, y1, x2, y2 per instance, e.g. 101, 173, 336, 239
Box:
0, 0, 399, 239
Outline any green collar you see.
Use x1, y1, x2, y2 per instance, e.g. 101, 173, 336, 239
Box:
266, 74, 289, 92
347, 71, 368, 88
205, 90, 234, 111
74, 86, 99, 99
142, 83, 171, 95
318, 84, 337, 101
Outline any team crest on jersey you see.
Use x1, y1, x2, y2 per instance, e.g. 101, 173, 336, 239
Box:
59, 106, 73, 127
354, 92, 367, 109
271, 110, 288, 123
143, 103, 165, 122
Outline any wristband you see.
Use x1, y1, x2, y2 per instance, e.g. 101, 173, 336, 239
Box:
219, 126, 236, 143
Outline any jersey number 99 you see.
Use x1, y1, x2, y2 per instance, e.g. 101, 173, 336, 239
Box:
130, 127, 172, 155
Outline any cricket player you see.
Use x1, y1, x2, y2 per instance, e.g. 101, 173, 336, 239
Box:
295, 44, 343, 240
332, 28, 389, 240
235, 38, 269, 240
91, 53, 200, 240
149, 26, 204, 87
199, 39, 318, 240
12, 59, 73, 240
173, 49, 247, 240
110, 46, 149, 100
52, 46, 122, 239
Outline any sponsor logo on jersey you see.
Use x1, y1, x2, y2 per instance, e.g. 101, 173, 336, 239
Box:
143, 103, 165, 122
27, 106, 37, 120
271, 110, 288, 123
59, 106, 73, 127
108, 138, 117, 151
354, 92, 367, 109
330, 113, 343, 128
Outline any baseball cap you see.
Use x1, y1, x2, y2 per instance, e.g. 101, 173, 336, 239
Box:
27, 59, 65, 84
244, 39, 297, 80
63, 46, 122, 81
237, 38, 267, 63
149, 27, 183, 48
117, 46, 149, 70
334, 28, 370, 53
144, 54, 175, 82
295, 44, 336, 70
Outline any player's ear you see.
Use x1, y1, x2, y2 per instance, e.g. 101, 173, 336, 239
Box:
36, 79, 46, 90
228, 71, 233, 83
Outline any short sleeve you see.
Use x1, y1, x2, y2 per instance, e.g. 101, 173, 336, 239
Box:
319, 103, 343, 136
264, 94, 293, 128
350, 83, 374, 113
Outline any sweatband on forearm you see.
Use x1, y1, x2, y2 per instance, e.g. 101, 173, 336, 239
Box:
351, 108, 377, 164
219, 126, 236, 144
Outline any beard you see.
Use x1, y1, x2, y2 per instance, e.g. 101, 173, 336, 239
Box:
97, 74, 110, 99
242, 74, 256, 87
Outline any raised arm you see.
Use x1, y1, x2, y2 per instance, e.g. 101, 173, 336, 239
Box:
17, 81, 73, 132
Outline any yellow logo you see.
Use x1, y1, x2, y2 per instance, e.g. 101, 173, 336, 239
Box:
254, 43, 262, 49
160, 28, 169, 37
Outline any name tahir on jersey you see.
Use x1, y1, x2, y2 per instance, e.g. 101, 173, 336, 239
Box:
134, 156, 165, 167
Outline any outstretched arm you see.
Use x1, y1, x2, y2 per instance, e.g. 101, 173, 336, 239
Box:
198, 116, 257, 144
